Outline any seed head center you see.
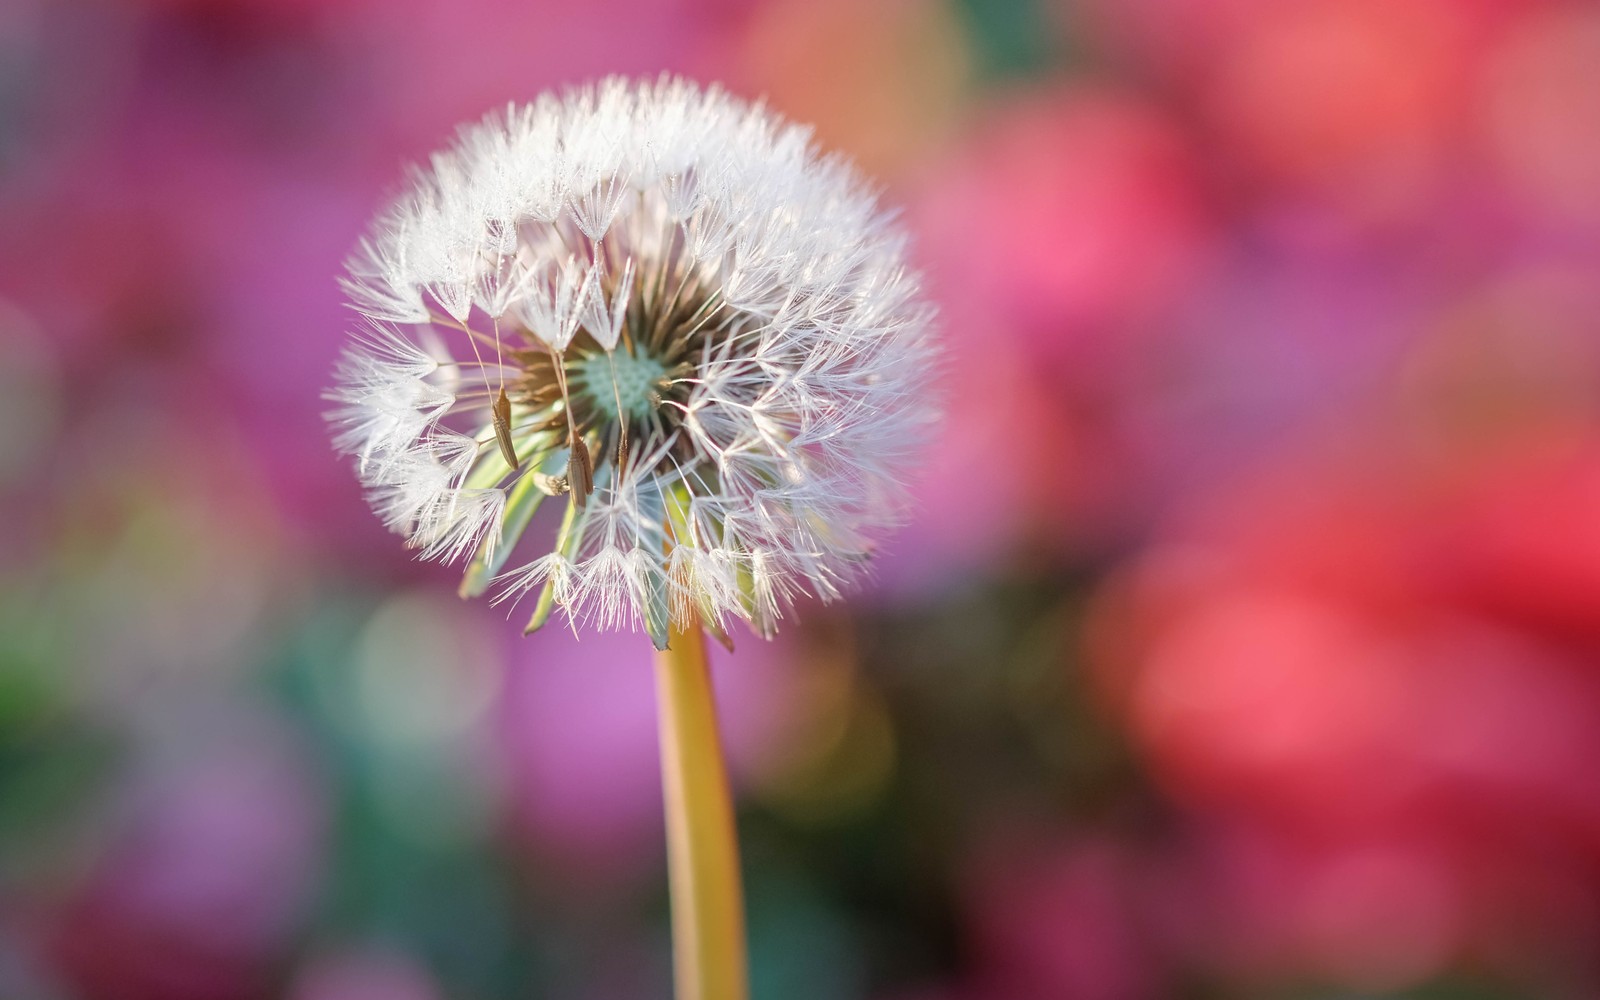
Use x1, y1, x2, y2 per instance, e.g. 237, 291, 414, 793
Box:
572, 344, 670, 423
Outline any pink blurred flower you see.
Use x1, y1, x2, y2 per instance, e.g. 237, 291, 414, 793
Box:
963, 833, 1160, 1000
1126, 243, 1431, 499
1479, 3, 1600, 226
866, 334, 1110, 594
875, 85, 1213, 583
1190, 825, 1466, 992
918, 86, 1209, 372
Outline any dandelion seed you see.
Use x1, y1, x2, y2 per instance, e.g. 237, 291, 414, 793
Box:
327, 76, 940, 645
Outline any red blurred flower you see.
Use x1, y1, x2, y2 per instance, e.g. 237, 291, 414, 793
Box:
1088, 441, 1600, 989
1077, 0, 1541, 236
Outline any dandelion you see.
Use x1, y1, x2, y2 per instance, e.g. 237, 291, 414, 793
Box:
329, 76, 938, 648
327, 76, 939, 1000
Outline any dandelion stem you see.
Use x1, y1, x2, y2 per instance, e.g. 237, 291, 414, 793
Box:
654, 621, 748, 1000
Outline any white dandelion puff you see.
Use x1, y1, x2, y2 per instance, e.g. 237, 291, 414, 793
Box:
327, 75, 940, 646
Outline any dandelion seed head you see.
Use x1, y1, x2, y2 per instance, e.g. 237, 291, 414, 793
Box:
327, 76, 940, 642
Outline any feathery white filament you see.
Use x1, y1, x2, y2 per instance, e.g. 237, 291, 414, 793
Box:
328, 76, 939, 640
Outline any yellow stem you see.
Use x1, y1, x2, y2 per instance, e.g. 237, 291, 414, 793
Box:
654, 620, 749, 1000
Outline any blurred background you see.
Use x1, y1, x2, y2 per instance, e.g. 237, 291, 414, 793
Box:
3, 0, 1600, 997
